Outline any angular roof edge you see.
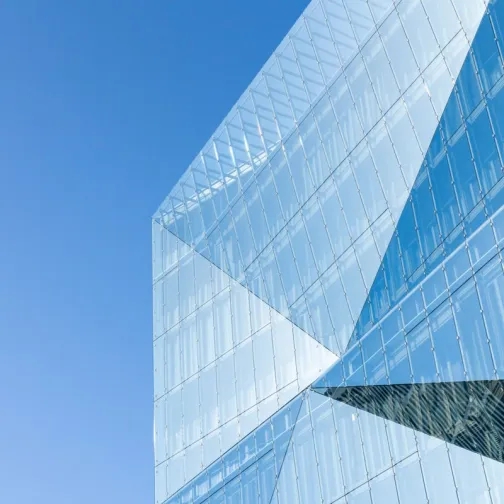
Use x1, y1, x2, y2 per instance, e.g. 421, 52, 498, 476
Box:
155, 0, 397, 221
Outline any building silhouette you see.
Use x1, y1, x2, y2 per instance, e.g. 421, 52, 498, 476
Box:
153, 1, 504, 502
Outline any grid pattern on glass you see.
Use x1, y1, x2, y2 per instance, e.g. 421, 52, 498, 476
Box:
313, 198, 504, 391
159, 394, 303, 504
156, 0, 487, 358
151, 0, 504, 503
156, 0, 398, 242
153, 228, 337, 502
272, 390, 504, 504
348, 3, 504, 353
163, 388, 504, 503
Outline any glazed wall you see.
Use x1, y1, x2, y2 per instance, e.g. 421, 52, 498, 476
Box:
152, 0, 504, 503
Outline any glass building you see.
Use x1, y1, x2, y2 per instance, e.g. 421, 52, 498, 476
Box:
152, 0, 504, 502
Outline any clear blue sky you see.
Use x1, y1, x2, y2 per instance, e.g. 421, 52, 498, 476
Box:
0, 1, 308, 503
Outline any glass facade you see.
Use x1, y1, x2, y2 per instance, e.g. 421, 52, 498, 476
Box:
152, 0, 504, 502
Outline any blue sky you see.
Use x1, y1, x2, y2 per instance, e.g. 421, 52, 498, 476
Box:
0, 1, 308, 502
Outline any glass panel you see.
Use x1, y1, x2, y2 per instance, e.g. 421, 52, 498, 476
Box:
354, 228, 381, 292
422, 0, 460, 48
385, 416, 417, 463
258, 450, 276, 504
214, 289, 233, 357
487, 79, 504, 157
285, 132, 314, 207
292, 414, 322, 504
450, 445, 492, 503
312, 93, 346, 171
165, 325, 182, 392
359, 410, 392, 478
338, 247, 367, 322
271, 312, 297, 388
457, 53, 483, 118
362, 31, 400, 113
241, 464, 258, 504
248, 289, 270, 336
467, 104, 501, 194
167, 453, 185, 500
306, 281, 338, 352
429, 301, 464, 382
333, 402, 367, 491
217, 352, 237, 424
257, 164, 285, 238
197, 301, 215, 369
398, 0, 438, 71
260, 244, 289, 315
163, 267, 179, 333
369, 120, 408, 221
235, 338, 257, 413
275, 441, 300, 504
302, 198, 334, 275
424, 52, 454, 120
166, 386, 183, 458
334, 160, 368, 240
396, 200, 421, 279
199, 363, 218, 436
408, 320, 437, 384
452, 280, 494, 380
311, 398, 344, 503
288, 214, 318, 291
232, 198, 256, 268
350, 142, 387, 223
385, 333, 411, 384
484, 456, 504, 504
253, 325, 276, 401
430, 153, 459, 239
271, 150, 298, 222
420, 442, 458, 504
182, 374, 200, 446
476, 257, 504, 377
179, 253, 196, 319
318, 177, 351, 258
299, 113, 331, 189
452, 0, 487, 37
386, 100, 422, 190
346, 484, 372, 504
345, 1, 373, 43
274, 230, 302, 307
379, 10, 418, 92
225, 476, 241, 503
181, 313, 198, 380
154, 396, 167, 464
405, 77, 438, 155
472, 13, 504, 93
395, 455, 428, 504
448, 128, 479, 216
329, 74, 363, 152
230, 282, 251, 345
346, 54, 381, 134
369, 468, 399, 504
365, 346, 387, 385
219, 212, 242, 280
412, 170, 439, 260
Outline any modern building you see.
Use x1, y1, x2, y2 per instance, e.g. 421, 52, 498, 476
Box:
152, 0, 504, 502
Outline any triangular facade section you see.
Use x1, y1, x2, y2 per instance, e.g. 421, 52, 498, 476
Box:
160, 394, 304, 504
347, 0, 497, 351
315, 380, 504, 463
152, 225, 337, 502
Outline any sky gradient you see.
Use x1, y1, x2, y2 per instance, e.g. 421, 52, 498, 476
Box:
0, 1, 308, 502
